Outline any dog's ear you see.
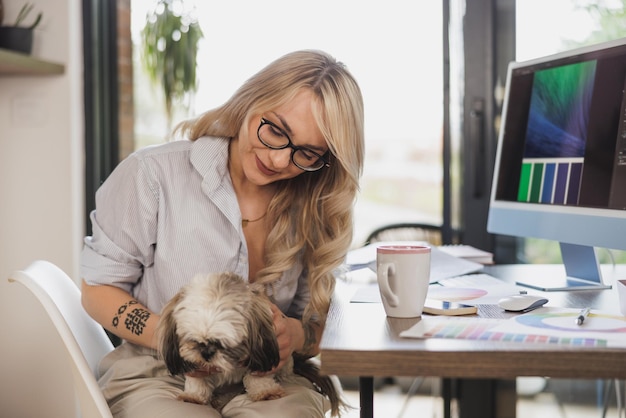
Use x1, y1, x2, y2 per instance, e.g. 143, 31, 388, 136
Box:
245, 296, 280, 372
158, 292, 195, 375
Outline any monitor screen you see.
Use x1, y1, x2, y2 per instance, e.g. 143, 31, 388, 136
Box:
488, 38, 626, 291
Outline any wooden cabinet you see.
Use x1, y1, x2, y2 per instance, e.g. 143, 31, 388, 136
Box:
0, 48, 64, 75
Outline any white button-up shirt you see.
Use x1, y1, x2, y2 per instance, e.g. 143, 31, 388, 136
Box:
80, 136, 309, 317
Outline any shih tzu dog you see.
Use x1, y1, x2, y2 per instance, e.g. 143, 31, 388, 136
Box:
157, 271, 344, 416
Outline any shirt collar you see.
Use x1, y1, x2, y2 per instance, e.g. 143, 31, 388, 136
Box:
190, 136, 231, 193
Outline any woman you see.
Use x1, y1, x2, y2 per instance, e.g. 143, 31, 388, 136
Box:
80, 49, 364, 418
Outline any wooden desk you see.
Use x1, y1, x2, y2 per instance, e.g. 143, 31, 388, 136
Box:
320, 264, 626, 418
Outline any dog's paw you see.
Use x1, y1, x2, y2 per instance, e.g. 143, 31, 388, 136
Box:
177, 393, 207, 404
244, 373, 287, 402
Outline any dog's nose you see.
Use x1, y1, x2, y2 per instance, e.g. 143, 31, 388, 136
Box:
200, 345, 217, 361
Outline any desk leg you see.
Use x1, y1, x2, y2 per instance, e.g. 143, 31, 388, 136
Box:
359, 376, 374, 418
442, 378, 454, 418
458, 378, 516, 418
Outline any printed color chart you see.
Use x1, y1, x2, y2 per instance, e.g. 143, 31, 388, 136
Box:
420, 318, 607, 347
400, 308, 626, 348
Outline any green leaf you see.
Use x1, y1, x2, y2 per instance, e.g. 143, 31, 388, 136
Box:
140, 0, 204, 127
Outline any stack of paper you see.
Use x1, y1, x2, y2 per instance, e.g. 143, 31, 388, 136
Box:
438, 245, 494, 264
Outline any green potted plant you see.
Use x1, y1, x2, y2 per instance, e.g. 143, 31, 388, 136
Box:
0, 2, 42, 54
141, 0, 203, 131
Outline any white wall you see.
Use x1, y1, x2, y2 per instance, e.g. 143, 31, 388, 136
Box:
0, 0, 84, 281
0, 0, 85, 416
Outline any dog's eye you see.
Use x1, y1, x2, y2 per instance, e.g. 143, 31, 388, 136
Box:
196, 339, 224, 350
208, 339, 224, 350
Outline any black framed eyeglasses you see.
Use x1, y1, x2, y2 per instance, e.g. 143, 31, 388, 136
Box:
257, 117, 330, 172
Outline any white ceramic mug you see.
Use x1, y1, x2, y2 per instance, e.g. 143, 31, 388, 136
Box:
376, 245, 431, 318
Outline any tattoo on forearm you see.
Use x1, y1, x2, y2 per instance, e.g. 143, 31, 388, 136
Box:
112, 300, 137, 328
112, 300, 151, 336
125, 308, 151, 336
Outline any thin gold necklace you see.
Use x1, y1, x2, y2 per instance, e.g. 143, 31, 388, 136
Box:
242, 212, 267, 227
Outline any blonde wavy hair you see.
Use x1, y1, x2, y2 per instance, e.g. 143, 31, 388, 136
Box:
176, 50, 364, 324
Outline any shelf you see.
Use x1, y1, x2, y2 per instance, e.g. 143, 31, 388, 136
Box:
0, 48, 64, 75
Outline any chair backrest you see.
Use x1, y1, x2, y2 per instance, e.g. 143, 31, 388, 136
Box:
364, 222, 443, 246
8, 260, 114, 418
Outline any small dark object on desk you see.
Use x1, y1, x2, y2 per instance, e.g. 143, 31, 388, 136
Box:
497, 294, 548, 312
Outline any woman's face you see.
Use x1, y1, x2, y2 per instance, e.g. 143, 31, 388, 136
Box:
236, 89, 328, 186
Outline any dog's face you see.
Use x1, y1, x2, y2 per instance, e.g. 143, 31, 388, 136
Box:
158, 272, 280, 376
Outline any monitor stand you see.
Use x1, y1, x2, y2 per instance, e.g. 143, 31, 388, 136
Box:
515, 243, 612, 291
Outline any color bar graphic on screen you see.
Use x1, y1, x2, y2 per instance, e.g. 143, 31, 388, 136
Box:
517, 158, 583, 205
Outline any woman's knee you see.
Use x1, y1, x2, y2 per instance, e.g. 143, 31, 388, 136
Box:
221, 384, 329, 418
109, 388, 222, 418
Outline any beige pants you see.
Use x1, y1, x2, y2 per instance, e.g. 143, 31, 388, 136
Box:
98, 343, 330, 418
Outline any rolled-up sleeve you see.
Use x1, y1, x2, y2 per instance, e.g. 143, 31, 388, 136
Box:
81, 152, 159, 291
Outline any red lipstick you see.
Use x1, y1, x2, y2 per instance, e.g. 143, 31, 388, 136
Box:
256, 156, 277, 176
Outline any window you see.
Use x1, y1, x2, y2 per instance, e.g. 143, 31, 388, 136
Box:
130, 0, 444, 246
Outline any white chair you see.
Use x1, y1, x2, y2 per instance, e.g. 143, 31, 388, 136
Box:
8, 260, 114, 418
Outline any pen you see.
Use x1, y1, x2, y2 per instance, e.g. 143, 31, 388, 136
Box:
576, 307, 591, 326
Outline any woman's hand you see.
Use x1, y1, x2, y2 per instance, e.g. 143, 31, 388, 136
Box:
267, 304, 304, 372
271, 304, 303, 370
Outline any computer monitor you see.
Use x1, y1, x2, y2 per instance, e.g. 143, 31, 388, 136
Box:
488, 38, 626, 291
